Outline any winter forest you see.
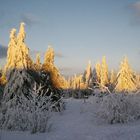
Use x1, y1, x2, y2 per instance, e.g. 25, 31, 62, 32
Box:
1, 1, 140, 140
0, 22, 140, 140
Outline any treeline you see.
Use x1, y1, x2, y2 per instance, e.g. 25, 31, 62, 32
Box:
0, 22, 139, 95
68, 56, 139, 93
0, 23, 68, 89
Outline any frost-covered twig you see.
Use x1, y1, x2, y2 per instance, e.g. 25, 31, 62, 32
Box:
94, 80, 112, 94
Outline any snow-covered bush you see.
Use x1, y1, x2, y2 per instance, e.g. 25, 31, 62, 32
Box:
97, 93, 140, 124
0, 82, 64, 133
0, 92, 52, 133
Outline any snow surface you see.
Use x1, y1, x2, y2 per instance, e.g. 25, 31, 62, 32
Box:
1, 97, 140, 140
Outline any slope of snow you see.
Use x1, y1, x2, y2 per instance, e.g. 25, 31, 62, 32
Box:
1, 97, 140, 140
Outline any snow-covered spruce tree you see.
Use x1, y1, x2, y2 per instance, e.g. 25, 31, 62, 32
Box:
35, 53, 42, 71
70, 75, 76, 89
5, 23, 33, 72
95, 62, 101, 83
100, 56, 109, 86
0, 69, 6, 86
75, 74, 85, 89
67, 77, 72, 88
109, 69, 116, 91
16, 22, 33, 69
135, 73, 140, 89
68, 74, 86, 90
3, 69, 40, 102
72, 74, 78, 89
84, 60, 93, 87
4, 28, 17, 72
42, 46, 68, 89
92, 68, 97, 85
68, 61, 93, 90
3, 22, 36, 102
115, 57, 137, 92
110, 69, 116, 85
38, 70, 64, 112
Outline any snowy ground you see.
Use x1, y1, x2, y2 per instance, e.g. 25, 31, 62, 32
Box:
1, 97, 140, 140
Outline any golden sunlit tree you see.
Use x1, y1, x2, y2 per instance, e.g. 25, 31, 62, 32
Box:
110, 69, 116, 85
35, 53, 42, 71
95, 62, 101, 83
73, 74, 78, 89
16, 22, 33, 69
85, 60, 92, 87
69, 61, 93, 90
42, 46, 68, 89
100, 56, 109, 86
74, 74, 85, 89
115, 57, 137, 92
5, 22, 33, 72
44, 45, 54, 64
0, 69, 7, 85
135, 73, 140, 89
4, 28, 17, 71
67, 77, 72, 88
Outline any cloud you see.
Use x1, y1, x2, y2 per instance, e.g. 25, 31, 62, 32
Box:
0, 11, 40, 28
20, 13, 40, 27
0, 45, 7, 58
129, 1, 140, 25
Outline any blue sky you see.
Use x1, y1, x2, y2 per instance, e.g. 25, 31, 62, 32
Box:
0, 0, 140, 75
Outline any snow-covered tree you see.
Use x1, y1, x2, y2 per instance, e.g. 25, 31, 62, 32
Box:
42, 46, 68, 89
115, 57, 136, 92
35, 53, 42, 71
0, 70, 6, 86
85, 60, 92, 87
108, 69, 116, 91
3, 23, 37, 102
5, 22, 33, 71
4, 28, 17, 71
72, 74, 85, 89
110, 69, 116, 85
3, 69, 37, 102
135, 73, 140, 89
44, 45, 54, 64
95, 62, 101, 83
16, 22, 33, 69
100, 56, 109, 86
